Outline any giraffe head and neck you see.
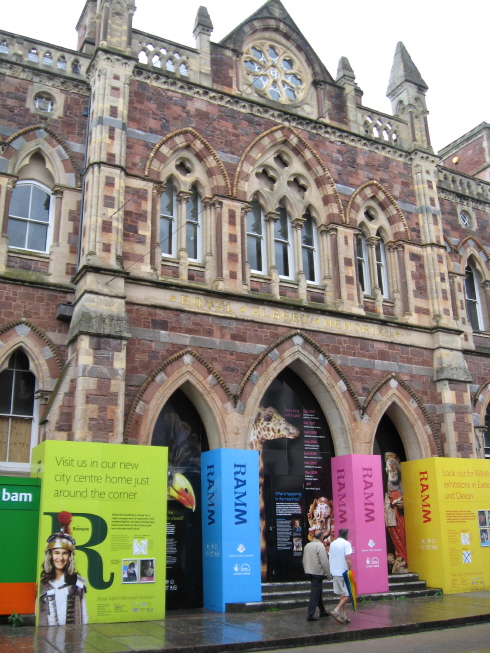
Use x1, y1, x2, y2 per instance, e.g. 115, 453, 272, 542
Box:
249, 405, 300, 450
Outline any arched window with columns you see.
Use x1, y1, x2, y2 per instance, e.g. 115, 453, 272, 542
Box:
0, 349, 38, 468
465, 262, 484, 331
301, 210, 319, 284
246, 196, 267, 274
160, 178, 177, 258
273, 201, 293, 279
185, 185, 202, 262
6, 152, 55, 254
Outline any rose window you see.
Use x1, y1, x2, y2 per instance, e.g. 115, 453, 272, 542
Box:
243, 43, 306, 104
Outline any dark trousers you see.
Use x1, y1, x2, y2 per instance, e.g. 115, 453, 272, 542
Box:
307, 574, 326, 616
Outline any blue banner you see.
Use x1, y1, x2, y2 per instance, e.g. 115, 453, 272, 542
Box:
201, 449, 261, 612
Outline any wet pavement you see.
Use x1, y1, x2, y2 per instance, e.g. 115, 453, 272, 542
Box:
1, 592, 489, 653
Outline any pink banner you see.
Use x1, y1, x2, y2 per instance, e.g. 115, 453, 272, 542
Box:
331, 454, 388, 594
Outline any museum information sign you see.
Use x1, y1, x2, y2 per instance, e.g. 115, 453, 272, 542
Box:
201, 449, 261, 612
403, 457, 490, 593
331, 454, 388, 594
31, 441, 167, 624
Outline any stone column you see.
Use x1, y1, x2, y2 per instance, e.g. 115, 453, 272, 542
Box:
265, 211, 279, 299
292, 217, 307, 303
327, 225, 342, 306
177, 190, 191, 281
366, 235, 382, 312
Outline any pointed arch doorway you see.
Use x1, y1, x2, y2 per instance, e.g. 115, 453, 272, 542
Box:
373, 413, 409, 575
255, 368, 335, 582
151, 388, 209, 609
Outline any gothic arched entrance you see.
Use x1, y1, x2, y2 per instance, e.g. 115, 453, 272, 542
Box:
373, 413, 408, 574
256, 368, 335, 582
151, 388, 209, 609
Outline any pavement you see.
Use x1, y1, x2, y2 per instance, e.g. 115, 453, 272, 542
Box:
1, 592, 490, 653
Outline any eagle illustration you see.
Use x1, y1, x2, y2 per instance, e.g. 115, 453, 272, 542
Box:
162, 411, 200, 512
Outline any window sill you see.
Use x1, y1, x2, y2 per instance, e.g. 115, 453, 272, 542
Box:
8, 248, 50, 260
0, 461, 31, 475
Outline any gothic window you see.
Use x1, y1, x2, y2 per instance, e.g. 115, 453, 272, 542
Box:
246, 197, 266, 274
274, 202, 293, 278
42, 51, 53, 66
71, 59, 81, 74
160, 180, 176, 258
28, 48, 38, 63
356, 234, 371, 294
186, 186, 202, 261
301, 211, 318, 283
243, 41, 307, 105
0, 350, 36, 465
465, 264, 483, 331
375, 232, 389, 298
0, 40, 8, 54
8, 181, 52, 253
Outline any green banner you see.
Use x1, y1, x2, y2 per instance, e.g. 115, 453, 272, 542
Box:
31, 441, 167, 624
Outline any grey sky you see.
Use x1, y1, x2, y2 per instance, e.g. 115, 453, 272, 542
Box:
2, 0, 488, 152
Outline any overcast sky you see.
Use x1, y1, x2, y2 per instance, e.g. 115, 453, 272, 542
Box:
2, 0, 488, 153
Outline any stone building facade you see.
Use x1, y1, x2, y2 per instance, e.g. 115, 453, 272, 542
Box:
1, 0, 489, 589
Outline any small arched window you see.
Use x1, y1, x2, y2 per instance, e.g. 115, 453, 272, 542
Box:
465, 264, 483, 331
246, 197, 266, 274
301, 211, 318, 283
186, 186, 202, 261
8, 181, 52, 252
375, 232, 389, 298
356, 234, 370, 294
274, 202, 293, 278
0, 350, 36, 464
160, 179, 176, 258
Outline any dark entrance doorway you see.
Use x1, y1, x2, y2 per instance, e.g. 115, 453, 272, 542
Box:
256, 368, 335, 582
374, 413, 408, 574
151, 388, 209, 609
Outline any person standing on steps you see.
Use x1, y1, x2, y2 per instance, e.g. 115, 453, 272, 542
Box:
329, 527, 353, 624
302, 529, 331, 621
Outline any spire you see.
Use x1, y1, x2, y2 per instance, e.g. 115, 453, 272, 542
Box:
336, 56, 355, 83
387, 42, 428, 97
193, 6, 213, 37
193, 7, 213, 86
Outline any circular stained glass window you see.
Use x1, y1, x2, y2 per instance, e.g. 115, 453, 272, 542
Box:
243, 42, 306, 105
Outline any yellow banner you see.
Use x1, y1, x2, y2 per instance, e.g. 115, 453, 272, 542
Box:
403, 458, 490, 593
31, 441, 167, 623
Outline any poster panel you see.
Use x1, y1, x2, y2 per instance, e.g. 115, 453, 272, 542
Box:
331, 455, 388, 594
403, 457, 490, 593
256, 369, 334, 582
202, 449, 261, 613
151, 389, 207, 609
31, 441, 167, 624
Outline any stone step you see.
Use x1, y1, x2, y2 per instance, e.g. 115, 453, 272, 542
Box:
226, 574, 442, 613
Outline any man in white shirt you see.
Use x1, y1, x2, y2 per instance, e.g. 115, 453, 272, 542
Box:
328, 528, 353, 623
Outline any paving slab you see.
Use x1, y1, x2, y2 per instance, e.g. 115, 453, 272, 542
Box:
1, 593, 489, 653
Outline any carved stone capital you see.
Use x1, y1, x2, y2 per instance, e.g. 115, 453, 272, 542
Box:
152, 182, 166, 197
35, 389, 52, 403
265, 211, 280, 223
366, 236, 380, 248
177, 190, 192, 204
291, 217, 305, 230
